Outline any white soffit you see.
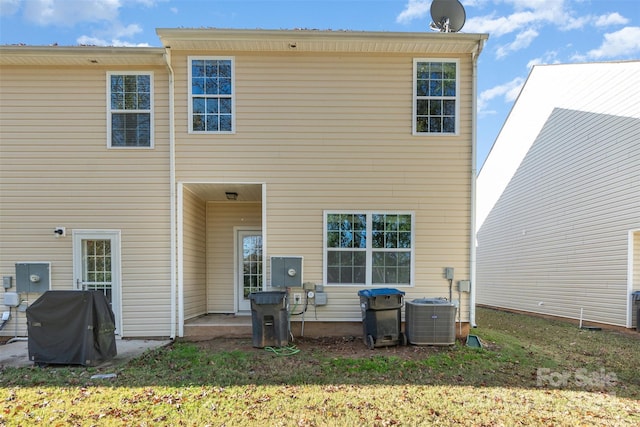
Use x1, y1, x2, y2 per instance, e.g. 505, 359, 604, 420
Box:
0, 46, 166, 66
477, 61, 640, 231
156, 28, 488, 55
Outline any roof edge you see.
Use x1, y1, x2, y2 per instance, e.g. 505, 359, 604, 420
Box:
156, 27, 489, 53
0, 45, 166, 66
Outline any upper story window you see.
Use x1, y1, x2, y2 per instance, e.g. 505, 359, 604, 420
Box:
108, 72, 153, 148
189, 57, 235, 134
324, 212, 414, 286
413, 59, 459, 135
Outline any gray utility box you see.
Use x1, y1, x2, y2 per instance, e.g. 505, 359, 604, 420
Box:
633, 291, 640, 332
249, 291, 288, 348
16, 262, 50, 294
358, 288, 405, 349
405, 298, 456, 345
270, 256, 303, 288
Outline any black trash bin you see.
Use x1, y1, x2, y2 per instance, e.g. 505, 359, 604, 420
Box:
249, 291, 288, 348
633, 291, 640, 332
26, 290, 117, 366
357, 288, 405, 349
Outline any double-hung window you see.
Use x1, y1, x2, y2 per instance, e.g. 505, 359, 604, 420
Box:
324, 212, 414, 286
413, 59, 459, 135
107, 72, 153, 148
189, 57, 234, 133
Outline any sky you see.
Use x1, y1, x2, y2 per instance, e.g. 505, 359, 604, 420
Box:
1, 0, 639, 168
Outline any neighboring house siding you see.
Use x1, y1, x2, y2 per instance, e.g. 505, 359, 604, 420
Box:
635, 233, 640, 290
477, 108, 640, 326
173, 52, 474, 321
634, 232, 640, 329
182, 188, 207, 319
0, 65, 172, 337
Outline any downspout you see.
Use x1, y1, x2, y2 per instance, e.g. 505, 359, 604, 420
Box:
163, 48, 177, 340
469, 39, 485, 328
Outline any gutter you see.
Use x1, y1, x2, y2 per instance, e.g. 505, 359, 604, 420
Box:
469, 38, 486, 328
163, 48, 177, 340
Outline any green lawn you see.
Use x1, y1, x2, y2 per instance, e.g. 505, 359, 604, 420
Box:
2, 307, 639, 426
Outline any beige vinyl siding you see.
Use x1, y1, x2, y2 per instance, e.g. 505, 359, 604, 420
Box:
206, 202, 262, 312
182, 188, 207, 319
477, 108, 640, 327
0, 65, 172, 337
175, 52, 474, 321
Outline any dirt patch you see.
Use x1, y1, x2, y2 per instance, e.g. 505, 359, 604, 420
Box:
190, 335, 460, 359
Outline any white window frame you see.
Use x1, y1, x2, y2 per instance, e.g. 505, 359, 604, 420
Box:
106, 71, 154, 149
412, 58, 460, 136
188, 56, 236, 134
323, 211, 415, 287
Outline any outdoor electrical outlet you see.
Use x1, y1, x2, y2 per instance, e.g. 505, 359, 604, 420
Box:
293, 293, 302, 304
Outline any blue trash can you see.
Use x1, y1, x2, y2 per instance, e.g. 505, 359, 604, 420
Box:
357, 288, 405, 349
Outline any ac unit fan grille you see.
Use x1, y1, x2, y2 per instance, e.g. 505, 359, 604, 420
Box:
405, 300, 456, 345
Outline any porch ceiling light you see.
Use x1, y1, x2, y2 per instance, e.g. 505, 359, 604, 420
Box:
225, 192, 238, 200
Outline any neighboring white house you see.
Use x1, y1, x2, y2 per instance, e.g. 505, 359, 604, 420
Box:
476, 61, 640, 329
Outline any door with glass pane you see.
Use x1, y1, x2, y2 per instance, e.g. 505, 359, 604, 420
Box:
237, 230, 263, 312
73, 231, 121, 333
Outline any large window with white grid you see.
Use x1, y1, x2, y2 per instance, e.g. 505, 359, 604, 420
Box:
189, 57, 235, 133
107, 72, 153, 148
324, 212, 414, 286
413, 59, 459, 135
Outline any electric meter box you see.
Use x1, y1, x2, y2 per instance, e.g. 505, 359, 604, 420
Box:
16, 262, 51, 294
270, 256, 303, 288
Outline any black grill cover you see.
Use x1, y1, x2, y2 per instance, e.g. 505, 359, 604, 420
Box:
26, 290, 117, 366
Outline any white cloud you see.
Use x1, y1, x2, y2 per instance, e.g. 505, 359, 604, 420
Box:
464, 12, 532, 37
76, 34, 149, 47
496, 28, 538, 58
526, 50, 560, 68
396, 0, 430, 25
584, 26, 640, 59
0, 0, 22, 16
11, 0, 162, 45
112, 22, 142, 39
463, 0, 577, 37
16, 0, 161, 28
478, 76, 525, 115
396, 0, 491, 25
23, 0, 121, 27
594, 12, 629, 28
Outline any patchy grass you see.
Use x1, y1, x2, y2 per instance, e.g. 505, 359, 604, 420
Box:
1, 307, 639, 426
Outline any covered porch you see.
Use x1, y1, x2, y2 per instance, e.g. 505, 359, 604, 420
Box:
179, 182, 265, 337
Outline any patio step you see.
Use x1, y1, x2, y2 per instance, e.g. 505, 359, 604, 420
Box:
184, 323, 252, 339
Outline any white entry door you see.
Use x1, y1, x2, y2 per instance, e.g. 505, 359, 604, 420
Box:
73, 230, 121, 334
236, 229, 263, 312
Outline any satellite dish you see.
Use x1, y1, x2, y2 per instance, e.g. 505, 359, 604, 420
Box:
430, 0, 466, 33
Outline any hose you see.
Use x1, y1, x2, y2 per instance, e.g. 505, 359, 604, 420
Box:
264, 345, 300, 356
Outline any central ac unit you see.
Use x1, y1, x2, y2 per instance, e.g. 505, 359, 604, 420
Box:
405, 298, 456, 345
